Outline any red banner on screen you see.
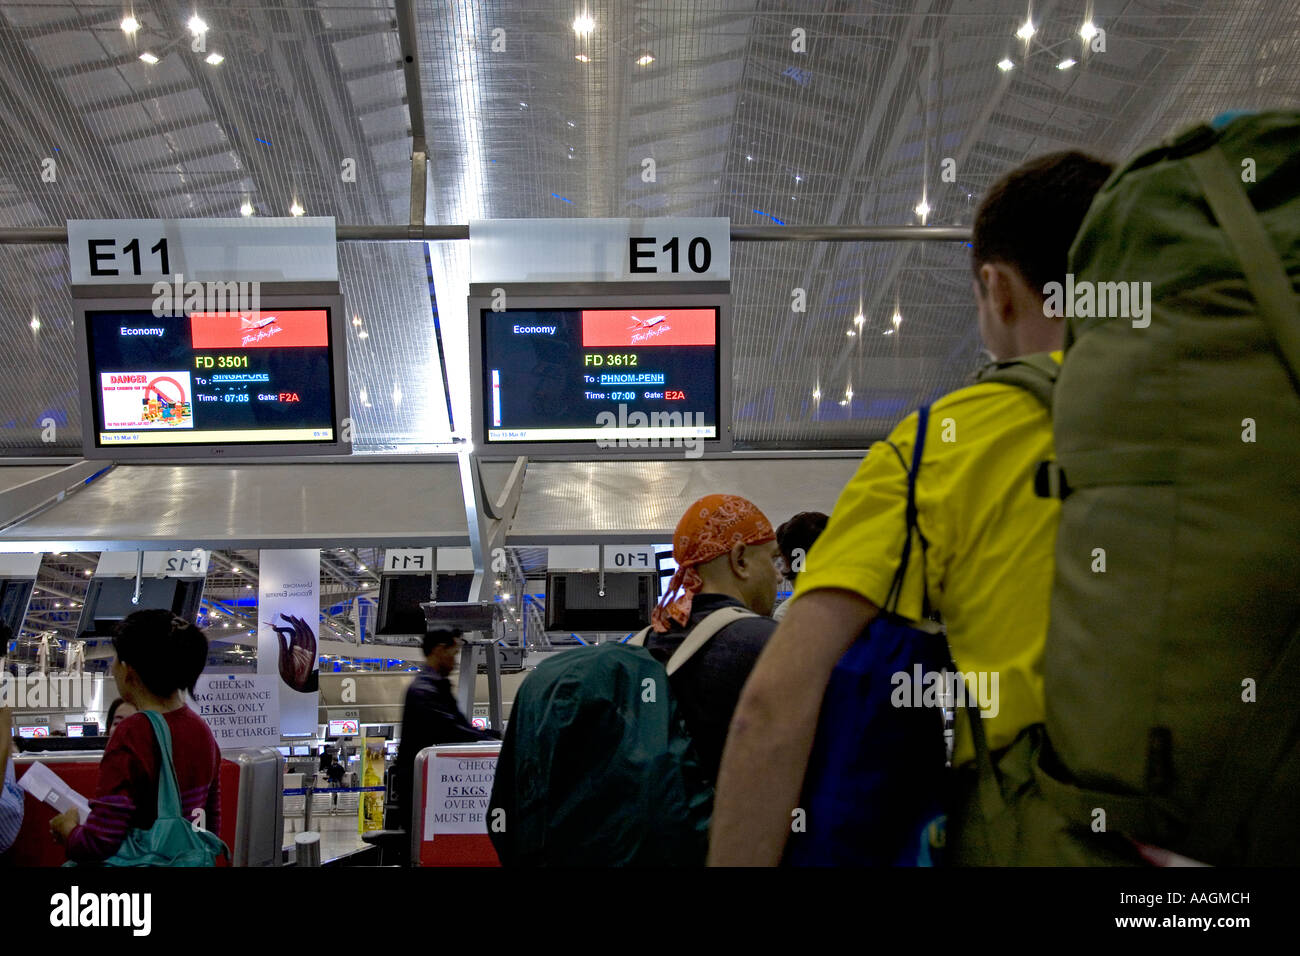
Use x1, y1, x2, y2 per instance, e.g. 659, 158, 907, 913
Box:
190, 310, 329, 349
581, 309, 716, 348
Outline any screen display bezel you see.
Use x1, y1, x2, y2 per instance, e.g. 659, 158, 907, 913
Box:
468, 284, 732, 458
74, 293, 351, 460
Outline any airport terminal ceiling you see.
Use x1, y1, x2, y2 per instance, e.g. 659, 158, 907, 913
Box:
0, 0, 1297, 454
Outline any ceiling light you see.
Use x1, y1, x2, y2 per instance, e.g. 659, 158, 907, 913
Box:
29, 316, 40, 331
121, 15, 140, 34
884, 328, 895, 336
746, 154, 753, 162
846, 329, 856, 337
358, 330, 369, 339
188, 15, 207, 36
84, 570, 92, 576
915, 199, 931, 218
239, 201, 253, 217
567, 120, 576, 127
892, 311, 902, 327
997, 58, 1014, 72
573, 13, 594, 36
352, 315, 362, 326
358, 565, 367, 572
854, 313, 865, 327
636, 53, 655, 66
139, 51, 159, 64
1015, 20, 1035, 41
233, 567, 242, 573
575, 53, 590, 63
245, 584, 251, 589
205, 52, 224, 66
1057, 58, 1076, 70
1080, 21, 1098, 41
794, 174, 803, 183
289, 200, 304, 216
845, 388, 853, 401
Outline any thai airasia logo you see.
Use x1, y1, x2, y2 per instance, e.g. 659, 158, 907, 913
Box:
581, 309, 716, 348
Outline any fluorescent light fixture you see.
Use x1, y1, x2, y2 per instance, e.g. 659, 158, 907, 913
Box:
188, 15, 207, 36
121, 15, 140, 34
1057, 58, 1077, 70
997, 57, 1014, 72
846, 329, 856, 337
575, 53, 590, 63
915, 199, 931, 218
358, 330, 369, 339
239, 200, 253, 216
289, 200, 304, 216
636, 53, 655, 66
573, 13, 594, 35
29, 316, 40, 331
206, 52, 224, 65
139, 51, 159, 64
892, 311, 903, 327
1016, 20, 1035, 40
1080, 21, 1098, 41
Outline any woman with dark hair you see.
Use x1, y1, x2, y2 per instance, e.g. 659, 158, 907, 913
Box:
50, 610, 221, 863
105, 697, 137, 738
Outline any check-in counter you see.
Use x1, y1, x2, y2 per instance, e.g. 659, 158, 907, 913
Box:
6, 747, 283, 866
411, 742, 502, 866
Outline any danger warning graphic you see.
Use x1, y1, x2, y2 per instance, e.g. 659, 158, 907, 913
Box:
99, 370, 194, 430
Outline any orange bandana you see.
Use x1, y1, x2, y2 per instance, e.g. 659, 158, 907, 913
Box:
651, 494, 775, 633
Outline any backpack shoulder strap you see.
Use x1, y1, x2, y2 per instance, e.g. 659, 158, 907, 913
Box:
626, 626, 653, 647
665, 606, 757, 676
142, 710, 183, 820
972, 352, 1060, 410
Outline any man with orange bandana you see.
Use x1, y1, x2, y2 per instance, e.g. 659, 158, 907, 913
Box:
643, 493, 784, 785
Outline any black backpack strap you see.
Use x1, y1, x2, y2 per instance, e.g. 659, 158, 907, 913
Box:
883, 404, 931, 617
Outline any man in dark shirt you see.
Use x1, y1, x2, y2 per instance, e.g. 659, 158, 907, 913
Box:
392, 627, 499, 834
644, 494, 783, 784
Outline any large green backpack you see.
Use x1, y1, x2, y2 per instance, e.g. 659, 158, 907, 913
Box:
1037, 111, 1300, 864
487, 608, 750, 866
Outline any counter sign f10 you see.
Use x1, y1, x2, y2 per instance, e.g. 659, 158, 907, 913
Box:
469, 287, 731, 456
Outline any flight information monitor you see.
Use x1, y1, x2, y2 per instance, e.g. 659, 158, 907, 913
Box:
75, 295, 349, 459
470, 289, 730, 455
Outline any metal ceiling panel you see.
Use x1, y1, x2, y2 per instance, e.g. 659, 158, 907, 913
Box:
0, 464, 66, 492
0, 461, 473, 550
0, 0, 1298, 456
506, 457, 863, 543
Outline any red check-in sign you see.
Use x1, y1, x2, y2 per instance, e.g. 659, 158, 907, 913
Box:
581, 309, 716, 348
190, 310, 329, 349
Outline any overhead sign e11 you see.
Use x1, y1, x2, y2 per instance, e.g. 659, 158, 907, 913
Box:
67, 218, 339, 287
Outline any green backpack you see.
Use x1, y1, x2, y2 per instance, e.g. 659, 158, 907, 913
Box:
1036, 111, 1300, 864
488, 609, 749, 866
102, 710, 229, 867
